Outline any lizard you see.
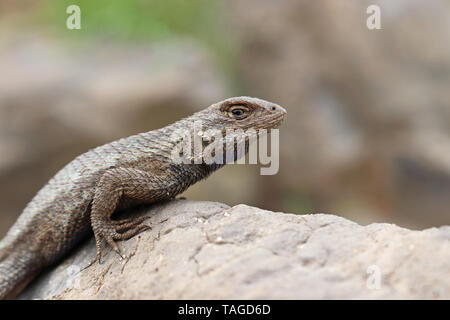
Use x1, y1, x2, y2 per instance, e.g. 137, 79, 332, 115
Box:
0, 96, 286, 299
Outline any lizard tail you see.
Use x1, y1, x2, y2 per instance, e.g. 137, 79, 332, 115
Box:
0, 248, 41, 300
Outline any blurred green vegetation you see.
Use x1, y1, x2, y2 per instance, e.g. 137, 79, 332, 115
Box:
283, 192, 314, 215
41, 0, 220, 40
33, 0, 236, 75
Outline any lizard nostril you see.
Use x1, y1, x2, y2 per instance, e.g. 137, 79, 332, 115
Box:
271, 106, 276, 111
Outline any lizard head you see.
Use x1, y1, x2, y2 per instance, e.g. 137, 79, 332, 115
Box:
170, 97, 286, 165
185, 97, 287, 165
201, 96, 287, 132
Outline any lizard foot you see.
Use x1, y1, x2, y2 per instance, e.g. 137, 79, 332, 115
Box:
93, 217, 151, 264
111, 215, 150, 229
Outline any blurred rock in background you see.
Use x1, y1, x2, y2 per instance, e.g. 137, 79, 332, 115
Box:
0, 0, 449, 236
226, 0, 450, 228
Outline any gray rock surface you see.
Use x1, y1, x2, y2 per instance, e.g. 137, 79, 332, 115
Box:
19, 200, 450, 299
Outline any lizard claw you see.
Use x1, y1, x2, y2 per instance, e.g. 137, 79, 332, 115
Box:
92, 218, 151, 264
105, 235, 124, 259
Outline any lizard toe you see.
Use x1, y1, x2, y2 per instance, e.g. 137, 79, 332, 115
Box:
112, 224, 151, 241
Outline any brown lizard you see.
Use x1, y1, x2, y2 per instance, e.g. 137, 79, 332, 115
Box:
0, 96, 286, 299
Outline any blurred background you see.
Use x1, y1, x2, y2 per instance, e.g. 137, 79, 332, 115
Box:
1, 0, 449, 238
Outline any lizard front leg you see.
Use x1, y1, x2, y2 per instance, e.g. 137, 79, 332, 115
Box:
90, 167, 169, 262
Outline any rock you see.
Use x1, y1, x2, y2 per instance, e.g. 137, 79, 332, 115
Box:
18, 200, 450, 299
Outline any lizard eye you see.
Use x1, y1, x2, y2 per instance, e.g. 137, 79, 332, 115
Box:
226, 105, 250, 119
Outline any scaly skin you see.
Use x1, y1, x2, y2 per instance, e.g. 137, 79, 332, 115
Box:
0, 96, 286, 299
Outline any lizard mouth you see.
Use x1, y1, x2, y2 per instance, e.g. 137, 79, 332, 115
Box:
265, 110, 287, 129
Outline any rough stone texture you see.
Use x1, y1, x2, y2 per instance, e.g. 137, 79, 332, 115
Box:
18, 200, 450, 300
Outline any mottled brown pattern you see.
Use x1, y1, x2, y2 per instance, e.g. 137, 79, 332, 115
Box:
0, 96, 286, 299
